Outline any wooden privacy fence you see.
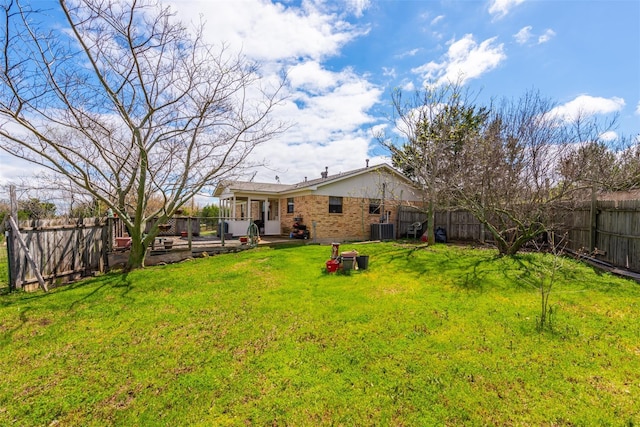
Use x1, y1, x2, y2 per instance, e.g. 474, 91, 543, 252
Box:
401, 200, 640, 273
4, 215, 204, 291
397, 206, 427, 237
434, 210, 485, 242
6, 201, 639, 290
398, 206, 485, 241
6, 217, 109, 291
555, 199, 640, 273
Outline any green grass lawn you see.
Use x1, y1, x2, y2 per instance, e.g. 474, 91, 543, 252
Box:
1, 243, 639, 426
0, 244, 8, 291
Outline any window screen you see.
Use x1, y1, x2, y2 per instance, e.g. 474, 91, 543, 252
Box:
369, 199, 381, 214
329, 196, 343, 214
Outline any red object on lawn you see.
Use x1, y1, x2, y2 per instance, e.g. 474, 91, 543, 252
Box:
325, 259, 340, 273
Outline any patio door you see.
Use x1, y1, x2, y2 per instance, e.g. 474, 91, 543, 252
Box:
264, 199, 280, 235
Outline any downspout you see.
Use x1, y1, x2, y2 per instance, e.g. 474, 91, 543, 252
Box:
381, 182, 386, 223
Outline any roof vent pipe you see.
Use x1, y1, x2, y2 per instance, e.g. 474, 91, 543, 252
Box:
366, 159, 369, 168
321, 166, 328, 179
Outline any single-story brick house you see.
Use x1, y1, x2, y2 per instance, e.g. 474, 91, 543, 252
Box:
213, 163, 425, 242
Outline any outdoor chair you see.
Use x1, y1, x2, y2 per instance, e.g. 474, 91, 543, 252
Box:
407, 222, 422, 239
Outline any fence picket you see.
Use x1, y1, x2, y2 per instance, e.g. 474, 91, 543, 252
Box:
402, 201, 640, 273
7, 217, 107, 290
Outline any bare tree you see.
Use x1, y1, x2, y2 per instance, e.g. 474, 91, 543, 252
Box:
450, 91, 575, 255
382, 85, 619, 255
519, 231, 568, 332
0, 0, 285, 270
617, 139, 640, 190
560, 134, 640, 194
454, 91, 625, 255
380, 82, 488, 244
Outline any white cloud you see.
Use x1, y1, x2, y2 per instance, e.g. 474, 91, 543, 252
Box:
431, 15, 445, 25
599, 131, 618, 142
401, 79, 416, 92
247, 63, 383, 182
168, 1, 383, 184
515, 26, 555, 45
489, 0, 526, 19
346, 0, 372, 18
0, 155, 42, 185
0, 120, 50, 185
514, 26, 533, 45
395, 48, 420, 59
250, 131, 384, 185
382, 67, 396, 78
411, 34, 506, 87
394, 48, 420, 59
173, 1, 366, 63
538, 29, 556, 44
287, 61, 341, 93
549, 95, 626, 122
636, 101, 640, 115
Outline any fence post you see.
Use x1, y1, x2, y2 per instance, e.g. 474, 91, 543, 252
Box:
5, 223, 17, 291
8, 185, 19, 290
589, 186, 597, 252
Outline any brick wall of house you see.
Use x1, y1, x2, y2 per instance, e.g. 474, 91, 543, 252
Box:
280, 195, 401, 242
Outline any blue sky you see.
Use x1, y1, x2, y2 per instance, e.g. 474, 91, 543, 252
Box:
1, 0, 639, 201
177, 0, 639, 186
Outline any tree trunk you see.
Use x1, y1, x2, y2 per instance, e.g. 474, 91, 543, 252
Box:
123, 217, 151, 271
426, 200, 435, 245
126, 235, 147, 271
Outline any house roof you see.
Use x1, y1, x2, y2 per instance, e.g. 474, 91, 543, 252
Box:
213, 163, 413, 197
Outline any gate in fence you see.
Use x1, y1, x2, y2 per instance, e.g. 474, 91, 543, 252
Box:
5, 216, 109, 292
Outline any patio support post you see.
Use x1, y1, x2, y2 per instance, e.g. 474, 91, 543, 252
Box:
232, 195, 237, 220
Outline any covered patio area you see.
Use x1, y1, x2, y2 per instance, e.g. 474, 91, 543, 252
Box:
218, 195, 282, 237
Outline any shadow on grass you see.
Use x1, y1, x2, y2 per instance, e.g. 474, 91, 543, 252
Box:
498, 252, 595, 294
261, 241, 308, 250
0, 272, 132, 345
372, 243, 504, 291
67, 272, 134, 312
0, 270, 134, 310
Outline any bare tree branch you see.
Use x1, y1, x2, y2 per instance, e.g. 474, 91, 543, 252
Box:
0, 0, 287, 270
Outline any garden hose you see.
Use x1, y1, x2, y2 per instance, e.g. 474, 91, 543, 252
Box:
247, 222, 260, 247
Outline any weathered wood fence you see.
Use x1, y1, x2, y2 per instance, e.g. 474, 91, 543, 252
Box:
555, 200, 640, 272
400, 201, 640, 273
4, 215, 205, 291
5, 200, 638, 290
398, 206, 484, 241
6, 217, 109, 291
